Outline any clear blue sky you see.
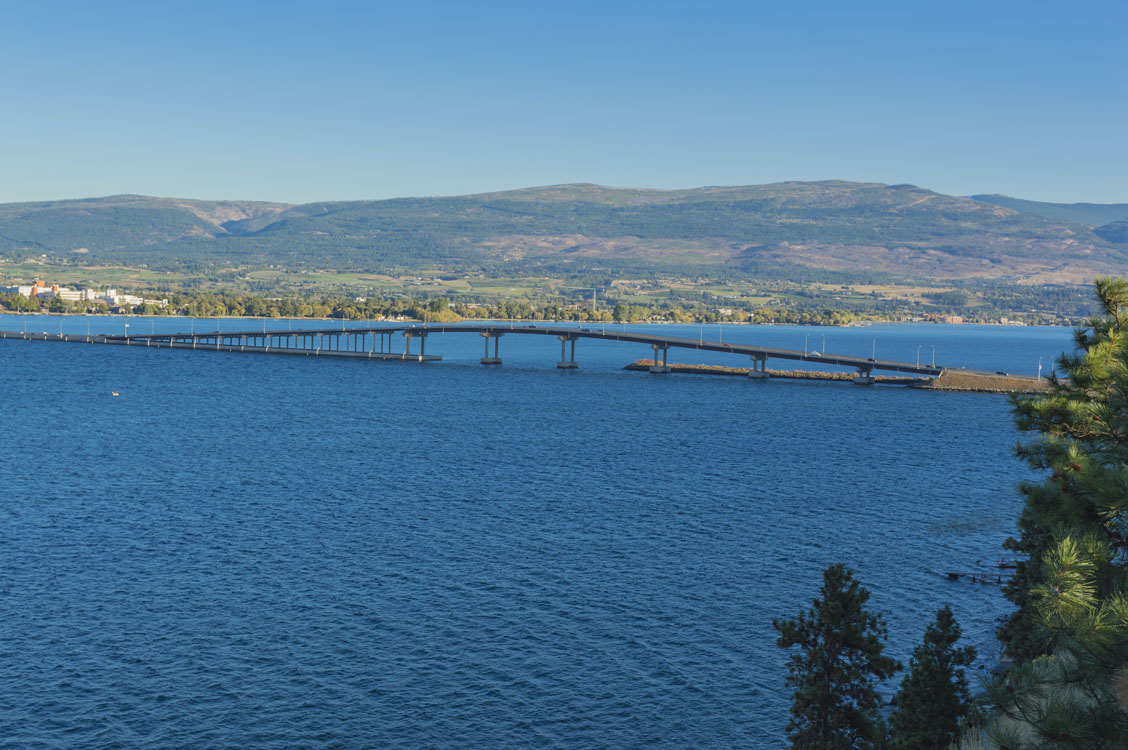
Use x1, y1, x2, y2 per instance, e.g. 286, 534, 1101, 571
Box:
1, 0, 1124, 204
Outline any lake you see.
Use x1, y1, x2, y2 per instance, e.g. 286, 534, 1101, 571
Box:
0, 316, 1073, 748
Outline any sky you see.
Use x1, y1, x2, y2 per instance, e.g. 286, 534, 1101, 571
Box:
0, 0, 1125, 204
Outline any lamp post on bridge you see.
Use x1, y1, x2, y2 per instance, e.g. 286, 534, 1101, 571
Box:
917, 345, 922, 367
804, 334, 809, 356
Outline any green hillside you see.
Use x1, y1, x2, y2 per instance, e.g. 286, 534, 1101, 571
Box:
1095, 220, 1128, 245
1, 182, 1125, 285
970, 194, 1128, 228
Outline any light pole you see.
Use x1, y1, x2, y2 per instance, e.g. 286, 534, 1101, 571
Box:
917, 345, 922, 367
931, 345, 935, 367
821, 334, 826, 353
124, 322, 130, 338
1038, 357, 1043, 378
804, 333, 809, 355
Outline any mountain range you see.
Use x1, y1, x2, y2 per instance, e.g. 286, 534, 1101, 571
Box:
2, 181, 1127, 285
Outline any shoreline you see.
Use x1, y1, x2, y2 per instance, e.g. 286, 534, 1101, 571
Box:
0, 310, 1072, 329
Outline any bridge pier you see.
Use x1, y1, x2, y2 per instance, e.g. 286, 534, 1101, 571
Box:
854, 365, 875, 385
748, 353, 770, 379
403, 331, 428, 361
481, 331, 503, 365
649, 344, 671, 373
557, 336, 578, 369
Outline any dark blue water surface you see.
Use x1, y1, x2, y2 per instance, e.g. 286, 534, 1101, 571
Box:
0, 317, 1074, 748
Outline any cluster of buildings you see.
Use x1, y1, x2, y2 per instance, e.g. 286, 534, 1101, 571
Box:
1, 279, 167, 308
907, 313, 966, 324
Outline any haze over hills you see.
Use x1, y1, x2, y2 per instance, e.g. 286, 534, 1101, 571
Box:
2, 181, 1126, 286
969, 193, 1128, 230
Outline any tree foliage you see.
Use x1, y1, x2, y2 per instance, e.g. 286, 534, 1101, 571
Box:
969, 277, 1128, 748
999, 276, 1128, 662
890, 605, 977, 750
972, 536, 1128, 748
774, 563, 900, 749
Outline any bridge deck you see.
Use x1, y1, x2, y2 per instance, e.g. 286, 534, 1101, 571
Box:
0, 330, 441, 361
2, 322, 952, 376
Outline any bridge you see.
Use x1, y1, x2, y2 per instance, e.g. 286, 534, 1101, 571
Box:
0, 322, 947, 383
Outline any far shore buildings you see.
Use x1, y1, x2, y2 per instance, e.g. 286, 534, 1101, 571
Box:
0, 279, 166, 308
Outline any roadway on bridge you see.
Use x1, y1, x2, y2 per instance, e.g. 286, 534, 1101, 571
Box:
115, 322, 947, 376
2, 322, 1050, 381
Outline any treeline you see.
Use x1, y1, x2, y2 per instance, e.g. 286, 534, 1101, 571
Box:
0, 290, 873, 326
0, 281, 1086, 326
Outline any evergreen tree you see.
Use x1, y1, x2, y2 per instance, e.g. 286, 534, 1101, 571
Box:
889, 605, 977, 750
774, 563, 900, 750
970, 536, 1128, 749
966, 278, 1128, 748
999, 276, 1128, 663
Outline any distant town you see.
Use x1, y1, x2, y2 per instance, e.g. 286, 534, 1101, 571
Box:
1, 279, 168, 311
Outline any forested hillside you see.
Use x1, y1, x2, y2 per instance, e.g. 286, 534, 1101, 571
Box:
2, 182, 1125, 285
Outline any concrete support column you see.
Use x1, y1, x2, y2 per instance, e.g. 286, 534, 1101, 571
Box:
748, 353, 770, 379
406, 331, 426, 361
649, 344, 671, 373
481, 331, 502, 365
557, 335, 578, 369
854, 366, 875, 385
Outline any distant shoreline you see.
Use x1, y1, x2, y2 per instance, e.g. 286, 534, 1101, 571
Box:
0, 310, 1068, 328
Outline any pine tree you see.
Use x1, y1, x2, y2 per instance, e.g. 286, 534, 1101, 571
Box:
971, 536, 1128, 748
999, 276, 1128, 662
966, 277, 1128, 748
774, 563, 900, 750
889, 605, 977, 750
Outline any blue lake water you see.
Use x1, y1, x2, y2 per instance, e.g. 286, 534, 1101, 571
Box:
0, 316, 1074, 748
